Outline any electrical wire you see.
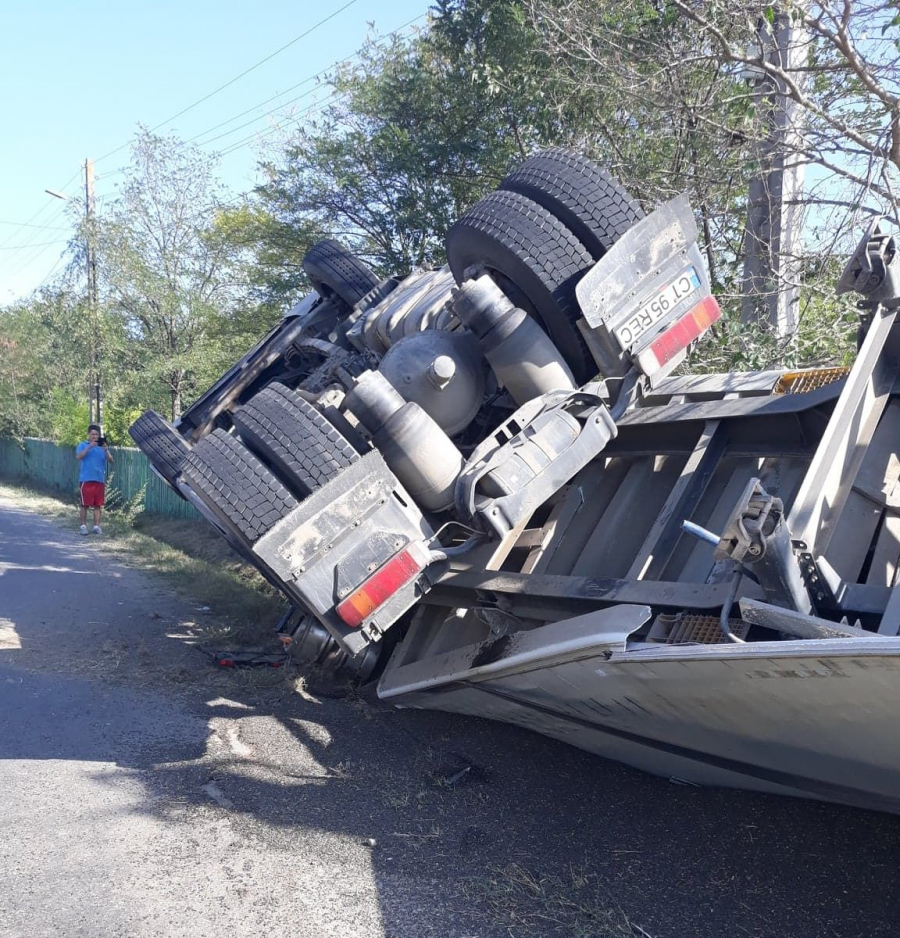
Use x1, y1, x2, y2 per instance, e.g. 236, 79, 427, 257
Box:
186, 12, 426, 148
34, 251, 70, 290
87, 13, 426, 186
2, 204, 73, 280
0, 240, 69, 250
2, 202, 70, 263
0, 167, 80, 250
95, 0, 361, 164
6, 10, 427, 295
0, 220, 72, 231
216, 88, 344, 155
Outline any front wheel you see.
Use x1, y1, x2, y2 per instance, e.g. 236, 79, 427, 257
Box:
302, 239, 381, 308
128, 410, 191, 496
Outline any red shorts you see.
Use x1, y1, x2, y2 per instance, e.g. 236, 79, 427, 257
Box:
80, 482, 105, 507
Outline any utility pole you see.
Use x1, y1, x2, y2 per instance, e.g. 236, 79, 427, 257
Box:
742, 7, 808, 336
46, 160, 100, 426
84, 158, 101, 429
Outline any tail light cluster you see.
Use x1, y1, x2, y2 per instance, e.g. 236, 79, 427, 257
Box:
336, 548, 425, 628
635, 295, 722, 375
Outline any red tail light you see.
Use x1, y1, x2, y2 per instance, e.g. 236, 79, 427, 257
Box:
636, 295, 721, 373
336, 549, 424, 627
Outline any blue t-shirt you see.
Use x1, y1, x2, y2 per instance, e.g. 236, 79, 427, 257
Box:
76, 442, 108, 483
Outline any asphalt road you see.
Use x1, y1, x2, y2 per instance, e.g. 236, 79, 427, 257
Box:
1, 494, 899, 938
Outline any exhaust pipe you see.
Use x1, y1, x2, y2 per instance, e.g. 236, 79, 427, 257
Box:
451, 273, 577, 404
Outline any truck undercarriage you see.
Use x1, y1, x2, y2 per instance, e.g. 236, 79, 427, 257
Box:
130, 149, 900, 814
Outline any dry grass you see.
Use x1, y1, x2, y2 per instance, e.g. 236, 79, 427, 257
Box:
463, 862, 638, 938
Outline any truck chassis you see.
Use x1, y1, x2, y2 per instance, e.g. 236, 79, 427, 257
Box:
130, 150, 900, 814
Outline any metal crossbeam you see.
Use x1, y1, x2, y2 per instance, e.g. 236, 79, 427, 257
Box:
788, 308, 899, 555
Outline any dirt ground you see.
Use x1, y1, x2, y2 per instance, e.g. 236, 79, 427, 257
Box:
1, 491, 899, 938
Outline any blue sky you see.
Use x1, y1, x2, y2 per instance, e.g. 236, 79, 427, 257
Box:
0, 0, 433, 303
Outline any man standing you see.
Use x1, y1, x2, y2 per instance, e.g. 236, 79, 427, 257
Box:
75, 424, 113, 535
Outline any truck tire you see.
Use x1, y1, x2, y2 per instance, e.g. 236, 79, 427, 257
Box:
128, 410, 191, 495
499, 148, 644, 260
181, 429, 297, 544
232, 383, 358, 499
302, 239, 381, 308
446, 189, 595, 383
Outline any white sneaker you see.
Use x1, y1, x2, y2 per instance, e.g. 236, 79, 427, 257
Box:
79, 524, 88, 536
91, 525, 102, 535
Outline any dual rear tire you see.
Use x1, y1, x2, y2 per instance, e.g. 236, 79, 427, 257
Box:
446, 148, 643, 384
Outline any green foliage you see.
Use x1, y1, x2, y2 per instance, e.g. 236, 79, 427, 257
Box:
104, 480, 147, 523
99, 129, 267, 418
102, 404, 144, 446
47, 391, 91, 446
687, 269, 857, 373
210, 203, 323, 314
256, 19, 536, 276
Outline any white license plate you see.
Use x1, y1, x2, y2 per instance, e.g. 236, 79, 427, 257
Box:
614, 267, 702, 350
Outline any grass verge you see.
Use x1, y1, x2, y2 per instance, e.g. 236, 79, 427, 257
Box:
0, 479, 285, 647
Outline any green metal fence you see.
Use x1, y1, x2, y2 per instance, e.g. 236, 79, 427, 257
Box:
0, 437, 199, 519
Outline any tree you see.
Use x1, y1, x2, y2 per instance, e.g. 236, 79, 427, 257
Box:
210, 202, 325, 317
256, 17, 544, 277
527, 0, 900, 341
99, 130, 258, 419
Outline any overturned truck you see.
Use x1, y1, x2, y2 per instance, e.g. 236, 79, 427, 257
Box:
131, 149, 900, 815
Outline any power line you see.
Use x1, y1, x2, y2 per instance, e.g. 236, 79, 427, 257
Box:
95, 0, 361, 164
0, 240, 69, 250
100, 12, 426, 176
0, 220, 72, 231
0, 167, 80, 250
2, 204, 72, 280
217, 91, 342, 156
85, 10, 426, 211
195, 78, 336, 147
186, 12, 426, 147
2, 203, 71, 258
35, 252, 70, 291
7, 10, 428, 295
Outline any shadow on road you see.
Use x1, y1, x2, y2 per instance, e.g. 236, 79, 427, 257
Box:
2, 499, 900, 938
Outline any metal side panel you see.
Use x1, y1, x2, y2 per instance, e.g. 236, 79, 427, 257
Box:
822, 398, 900, 583
619, 380, 844, 427
382, 628, 900, 814
646, 370, 784, 401
571, 455, 686, 579
541, 458, 631, 576
627, 421, 725, 579
379, 605, 651, 697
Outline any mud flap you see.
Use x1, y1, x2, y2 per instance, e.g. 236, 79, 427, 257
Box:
252, 450, 436, 655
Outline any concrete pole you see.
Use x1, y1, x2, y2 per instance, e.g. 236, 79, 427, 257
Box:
742, 8, 808, 336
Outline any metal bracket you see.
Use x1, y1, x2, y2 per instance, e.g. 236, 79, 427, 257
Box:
455, 387, 617, 538
796, 550, 838, 614
715, 478, 812, 613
